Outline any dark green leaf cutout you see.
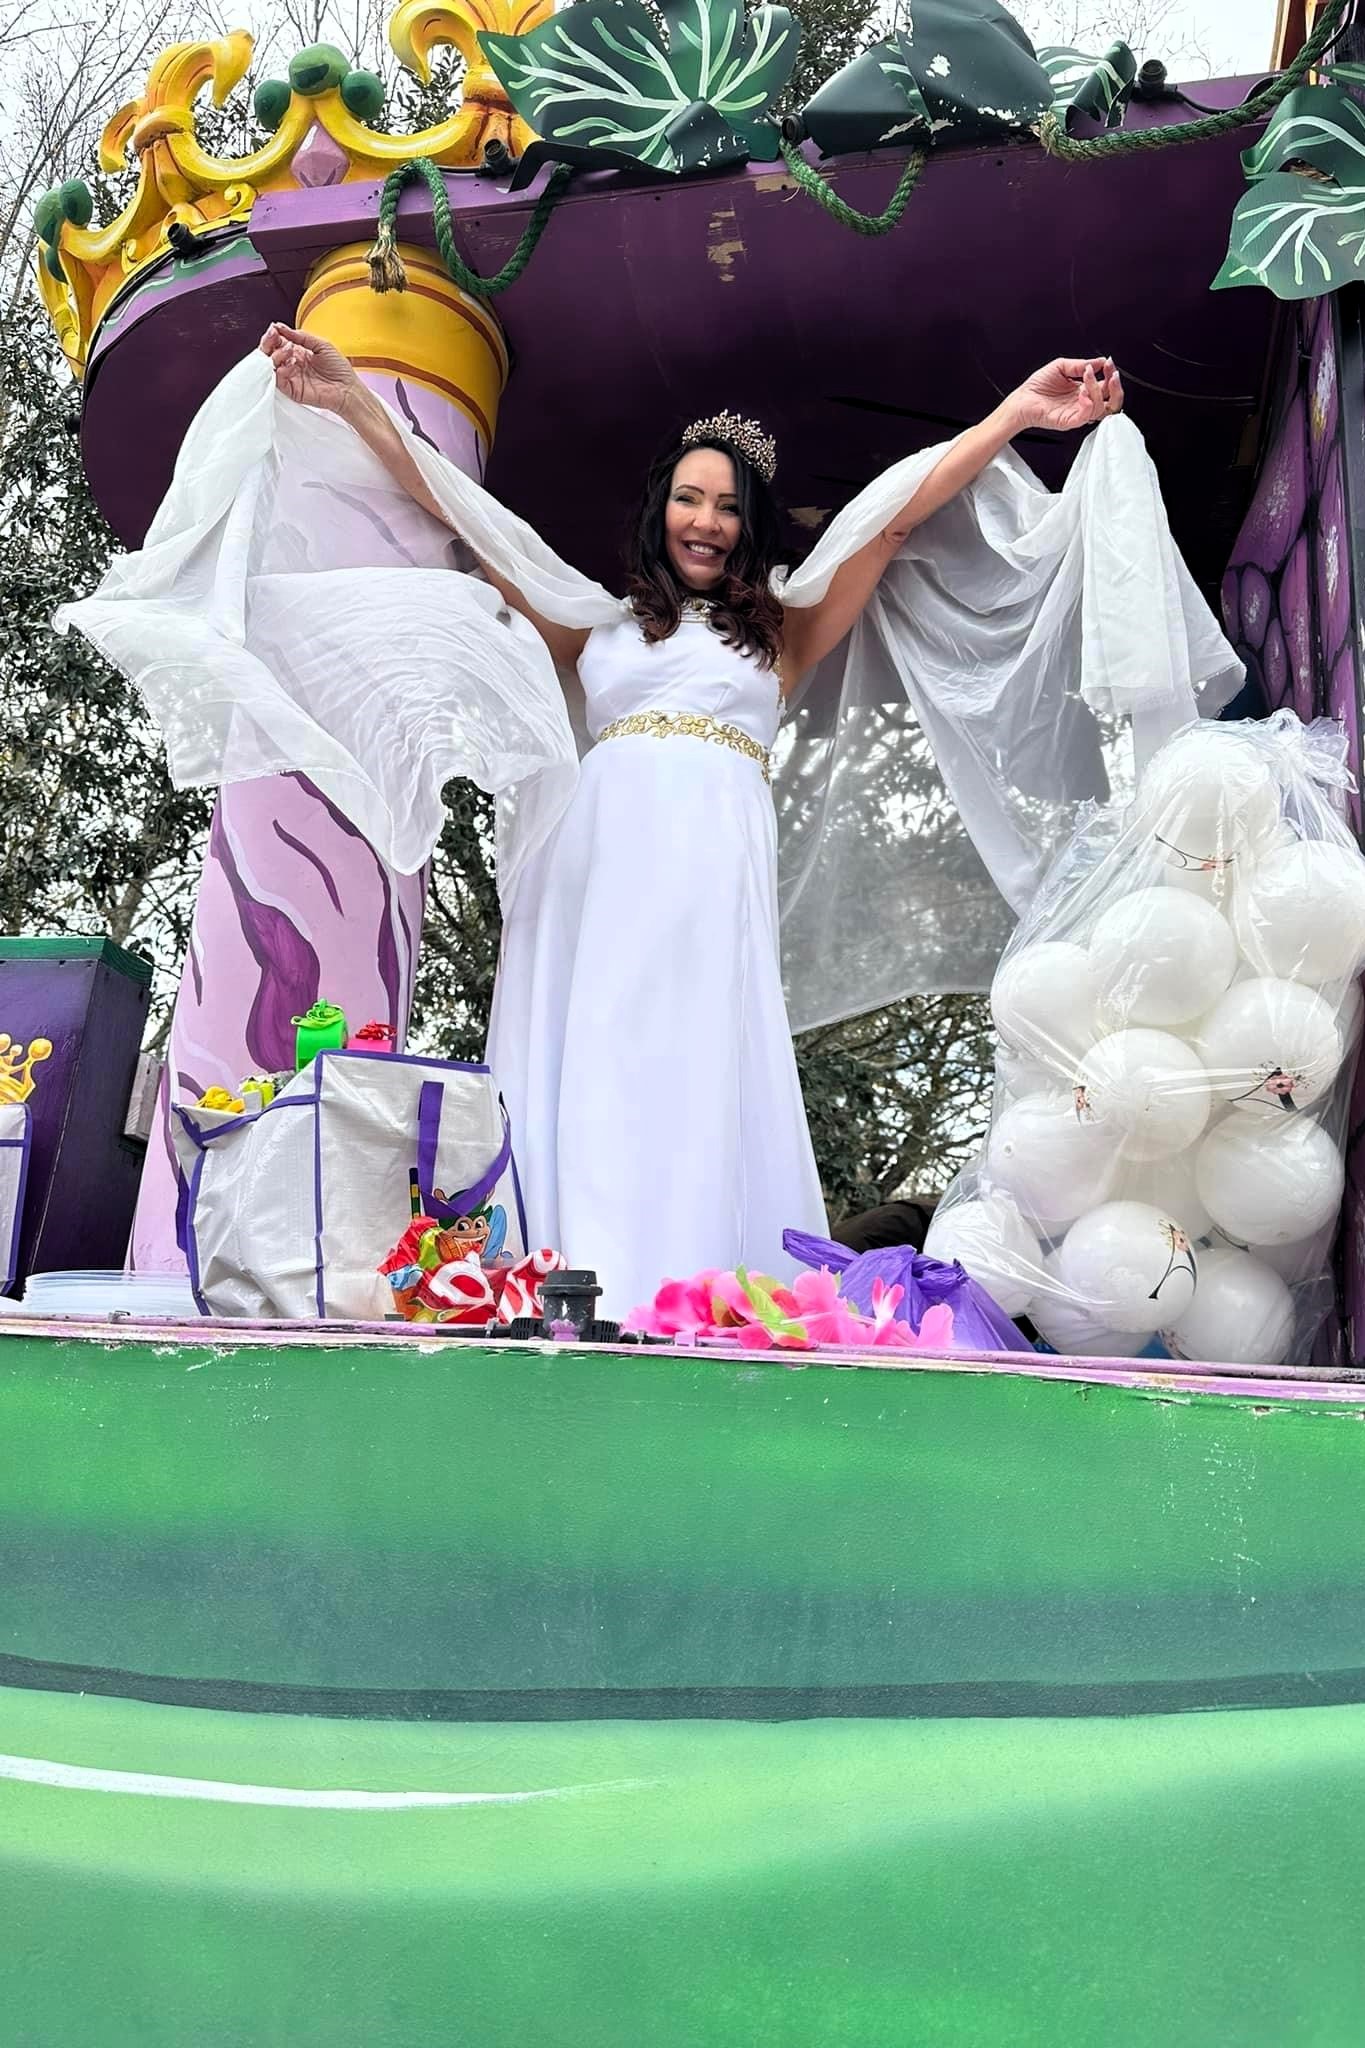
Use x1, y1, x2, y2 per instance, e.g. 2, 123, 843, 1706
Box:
1037, 41, 1137, 129
1214, 169, 1365, 300
801, 34, 932, 157
480, 0, 799, 174
1240, 82, 1365, 190
798, 0, 1049, 158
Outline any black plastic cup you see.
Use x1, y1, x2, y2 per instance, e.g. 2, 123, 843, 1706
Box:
539, 1269, 602, 1338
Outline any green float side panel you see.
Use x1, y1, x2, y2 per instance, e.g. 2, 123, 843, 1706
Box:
2, 1336, 1363, 1701
6, 1687, 1365, 2046
4, 1332, 1365, 2043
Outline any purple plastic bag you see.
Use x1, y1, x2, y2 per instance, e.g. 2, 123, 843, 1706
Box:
783, 1230, 1028, 1354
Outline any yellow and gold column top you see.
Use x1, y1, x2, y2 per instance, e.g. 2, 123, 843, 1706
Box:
298, 240, 510, 448
34, 0, 550, 378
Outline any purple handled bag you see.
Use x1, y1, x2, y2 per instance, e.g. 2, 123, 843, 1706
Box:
784, 1229, 1028, 1352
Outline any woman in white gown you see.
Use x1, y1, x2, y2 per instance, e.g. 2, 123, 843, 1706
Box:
254, 324, 1126, 1315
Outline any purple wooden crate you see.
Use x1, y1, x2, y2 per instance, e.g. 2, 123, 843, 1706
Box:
0, 938, 151, 1293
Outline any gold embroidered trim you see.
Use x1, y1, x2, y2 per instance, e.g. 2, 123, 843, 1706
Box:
597, 711, 773, 783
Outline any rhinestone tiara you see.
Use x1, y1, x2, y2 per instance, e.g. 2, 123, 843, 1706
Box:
681, 410, 777, 485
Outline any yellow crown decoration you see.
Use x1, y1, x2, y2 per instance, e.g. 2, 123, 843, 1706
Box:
0, 1034, 54, 1106
35, 0, 550, 376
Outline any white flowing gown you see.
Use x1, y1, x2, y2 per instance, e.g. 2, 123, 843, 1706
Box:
489, 615, 827, 1315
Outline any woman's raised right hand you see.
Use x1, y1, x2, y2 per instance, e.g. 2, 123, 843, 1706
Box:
260, 322, 359, 413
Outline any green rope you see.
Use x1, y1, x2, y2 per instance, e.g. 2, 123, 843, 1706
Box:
1036, 0, 1349, 160
367, 157, 572, 297
776, 140, 926, 233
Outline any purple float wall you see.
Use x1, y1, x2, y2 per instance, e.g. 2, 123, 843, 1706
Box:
0, 940, 150, 1290
1222, 293, 1365, 1365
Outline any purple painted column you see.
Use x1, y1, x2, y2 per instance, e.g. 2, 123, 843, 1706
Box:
132, 258, 508, 1269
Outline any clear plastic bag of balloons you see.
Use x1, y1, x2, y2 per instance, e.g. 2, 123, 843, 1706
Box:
925, 710, 1365, 1368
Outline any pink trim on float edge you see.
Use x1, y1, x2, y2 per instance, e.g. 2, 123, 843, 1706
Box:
0, 1310, 1360, 1402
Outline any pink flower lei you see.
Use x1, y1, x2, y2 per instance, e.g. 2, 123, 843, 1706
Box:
623, 1265, 953, 1353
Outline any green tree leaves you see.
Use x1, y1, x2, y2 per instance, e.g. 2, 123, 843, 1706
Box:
0, 306, 210, 1008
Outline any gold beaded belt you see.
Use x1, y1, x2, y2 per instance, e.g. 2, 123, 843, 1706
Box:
596, 710, 772, 783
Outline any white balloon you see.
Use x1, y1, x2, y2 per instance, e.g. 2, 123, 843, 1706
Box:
1161, 821, 1297, 909
1195, 1116, 1345, 1246
1076, 1029, 1211, 1159
1163, 1246, 1295, 1367
1161, 856, 1233, 907
925, 1195, 1041, 1319
1058, 1199, 1198, 1333
991, 942, 1100, 1070
1134, 726, 1280, 874
1253, 1221, 1337, 1285
1118, 1150, 1213, 1244
1030, 1252, 1149, 1357
1089, 887, 1237, 1029
994, 1045, 1058, 1105
984, 1091, 1118, 1232
1198, 977, 1343, 1114
1316, 978, 1364, 1053
1234, 839, 1365, 986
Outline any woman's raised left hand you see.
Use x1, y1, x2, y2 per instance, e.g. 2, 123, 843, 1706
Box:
1010, 357, 1125, 433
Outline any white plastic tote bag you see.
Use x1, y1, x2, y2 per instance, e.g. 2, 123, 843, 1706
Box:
172, 1050, 524, 1319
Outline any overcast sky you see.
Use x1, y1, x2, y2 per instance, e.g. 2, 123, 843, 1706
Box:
1189, 0, 1281, 71
1017, 2, 1282, 73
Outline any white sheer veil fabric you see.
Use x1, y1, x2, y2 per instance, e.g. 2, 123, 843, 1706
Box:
774, 422, 1244, 1025
57, 351, 1242, 1032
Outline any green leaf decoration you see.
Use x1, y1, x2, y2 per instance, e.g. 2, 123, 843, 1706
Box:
504, 136, 644, 188
892, 0, 1049, 144
1037, 41, 1137, 129
1240, 82, 1365, 189
1217, 81, 1365, 302
479, 0, 799, 175
798, 0, 1049, 158
1213, 170, 1365, 301
665, 97, 749, 172
482, 0, 682, 173
739, 117, 783, 162
664, 0, 798, 130
801, 33, 932, 157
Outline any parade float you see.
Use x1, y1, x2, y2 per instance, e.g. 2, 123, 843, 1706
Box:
7, 0, 1365, 2039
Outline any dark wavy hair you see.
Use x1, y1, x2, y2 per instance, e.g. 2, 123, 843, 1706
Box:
625, 433, 785, 668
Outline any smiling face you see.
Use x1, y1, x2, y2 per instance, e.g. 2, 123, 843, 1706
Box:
664, 447, 742, 592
